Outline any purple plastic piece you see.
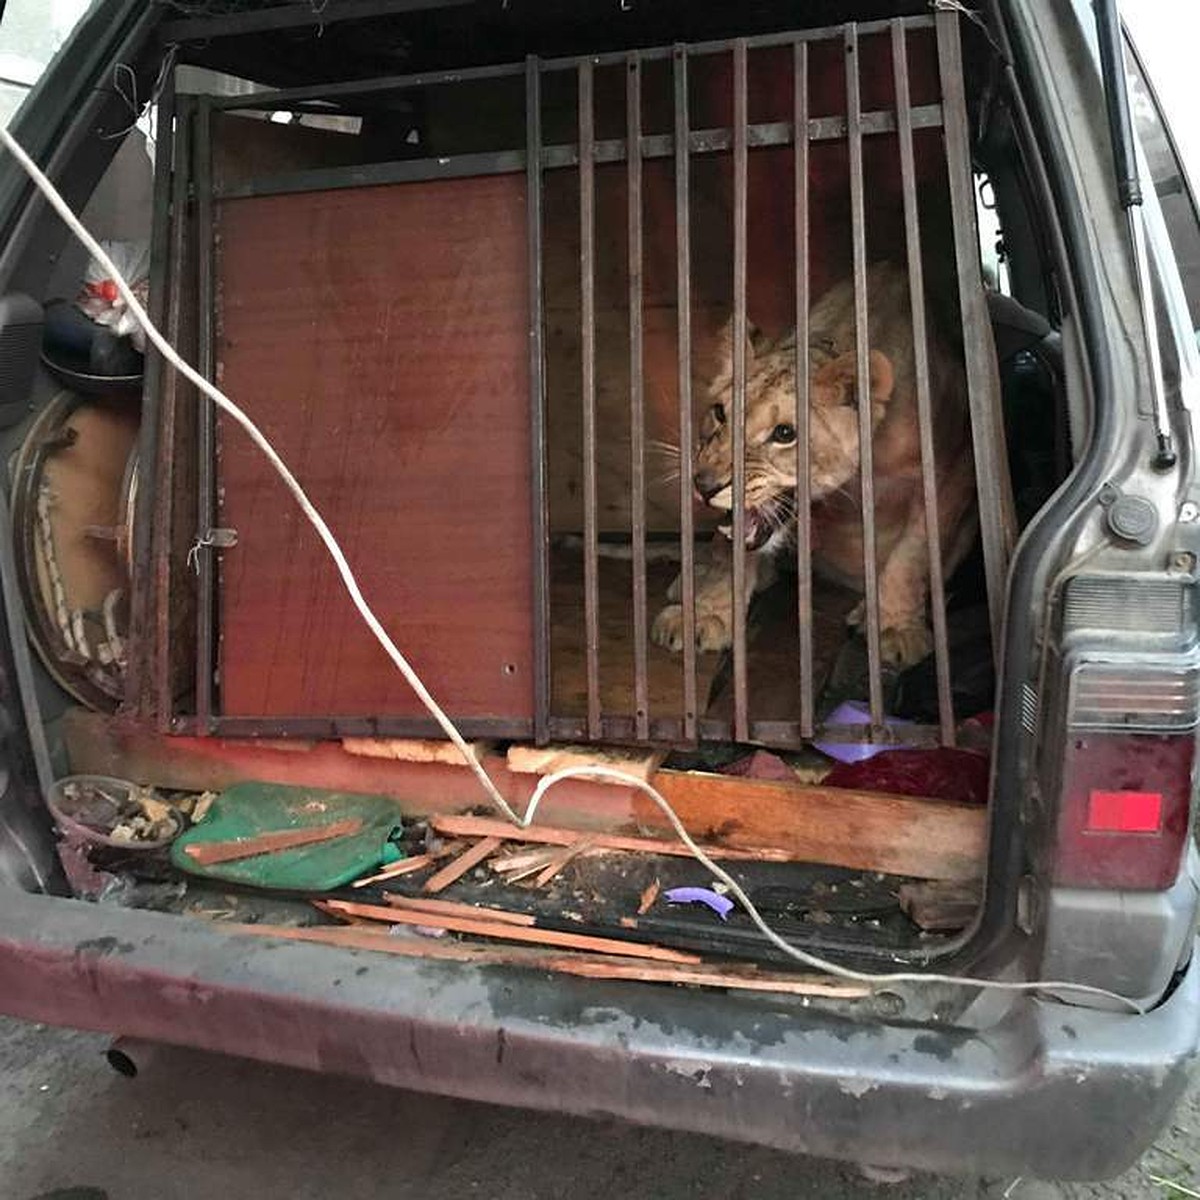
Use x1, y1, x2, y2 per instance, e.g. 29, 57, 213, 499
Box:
663, 887, 735, 920
813, 700, 917, 765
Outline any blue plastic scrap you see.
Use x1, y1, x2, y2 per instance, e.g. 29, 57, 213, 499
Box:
663, 886, 735, 920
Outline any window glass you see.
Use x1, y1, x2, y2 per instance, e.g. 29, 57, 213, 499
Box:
0, 0, 96, 126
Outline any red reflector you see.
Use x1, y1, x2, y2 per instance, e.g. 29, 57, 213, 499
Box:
1086, 790, 1163, 833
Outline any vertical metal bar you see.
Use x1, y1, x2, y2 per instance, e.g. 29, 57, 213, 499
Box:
893, 22, 954, 746
731, 39, 750, 742
627, 53, 649, 741
579, 60, 602, 739
156, 93, 193, 729
793, 40, 814, 740
845, 23, 885, 728
195, 97, 216, 733
526, 56, 551, 745
935, 10, 1014, 656
674, 45, 698, 743
130, 69, 177, 721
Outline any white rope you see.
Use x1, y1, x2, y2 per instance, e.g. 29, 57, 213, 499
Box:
0, 123, 1146, 1015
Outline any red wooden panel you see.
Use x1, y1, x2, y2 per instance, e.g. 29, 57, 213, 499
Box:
214, 176, 534, 719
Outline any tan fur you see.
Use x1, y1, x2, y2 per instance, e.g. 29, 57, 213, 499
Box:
651, 262, 977, 667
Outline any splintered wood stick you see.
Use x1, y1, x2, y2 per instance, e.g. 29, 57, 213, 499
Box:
382, 893, 535, 927
422, 836, 504, 894
239, 923, 869, 998
429, 815, 791, 862
351, 854, 436, 888
184, 817, 364, 866
317, 898, 700, 964
533, 837, 594, 888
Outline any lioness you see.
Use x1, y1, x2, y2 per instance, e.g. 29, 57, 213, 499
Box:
651, 261, 977, 668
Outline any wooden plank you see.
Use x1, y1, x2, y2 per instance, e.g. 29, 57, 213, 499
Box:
649, 771, 986, 883
236, 922, 869, 998
183, 817, 363, 865
428, 814, 793, 863
342, 737, 492, 766
382, 894, 535, 927
64, 712, 986, 880
215, 175, 534, 720
506, 743, 664, 784
317, 899, 701, 964
422, 836, 504, 894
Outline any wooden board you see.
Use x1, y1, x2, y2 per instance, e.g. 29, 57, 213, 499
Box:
214, 175, 534, 719
64, 711, 986, 881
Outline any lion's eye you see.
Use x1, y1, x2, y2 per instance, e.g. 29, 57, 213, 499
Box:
771, 422, 797, 445
711, 403, 726, 425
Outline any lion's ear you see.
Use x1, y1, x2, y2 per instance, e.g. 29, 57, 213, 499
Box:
812, 349, 895, 409
715, 316, 766, 368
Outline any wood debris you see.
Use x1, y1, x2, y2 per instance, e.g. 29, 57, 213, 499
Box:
422, 836, 504, 893
505, 742, 664, 784
898, 880, 981, 932
317, 898, 700, 963
383, 894, 535, 927
637, 879, 661, 915
239, 922, 871, 999
341, 737, 492, 766
351, 854, 435, 888
183, 817, 363, 866
532, 837, 594, 888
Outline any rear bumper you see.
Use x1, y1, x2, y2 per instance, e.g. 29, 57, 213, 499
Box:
0, 888, 1195, 1180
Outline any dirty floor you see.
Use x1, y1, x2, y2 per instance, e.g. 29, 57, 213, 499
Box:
0, 1017, 1195, 1200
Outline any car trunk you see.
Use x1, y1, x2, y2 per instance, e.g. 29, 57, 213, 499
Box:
6, 0, 1071, 993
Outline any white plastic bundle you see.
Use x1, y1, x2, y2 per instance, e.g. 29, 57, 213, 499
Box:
75, 240, 151, 352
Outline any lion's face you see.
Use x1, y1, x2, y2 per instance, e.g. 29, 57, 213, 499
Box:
692, 324, 895, 550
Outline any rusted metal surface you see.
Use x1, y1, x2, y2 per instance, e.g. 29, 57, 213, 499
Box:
731, 38, 749, 744
627, 52, 649, 742
154, 93, 193, 730
527, 56, 551, 746
893, 21, 955, 747
793, 40, 814, 740
128, 70, 176, 721
194, 98, 216, 734
674, 45, 698, 744
935, 10, 1014, 656
578, 59, 601, 740
845, 24, 885, 730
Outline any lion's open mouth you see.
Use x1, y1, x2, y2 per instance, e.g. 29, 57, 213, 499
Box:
715, 493, 792, 551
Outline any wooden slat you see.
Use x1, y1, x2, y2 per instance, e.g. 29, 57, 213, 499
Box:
422, 836, 504, 894
428, 814, 792, 863
506, 742, 664, 784
649, 771, 985, 883
382, 893, 535, 927
236, 923, 869, 998
318, 898, 700, 964
183, 817, 363, 866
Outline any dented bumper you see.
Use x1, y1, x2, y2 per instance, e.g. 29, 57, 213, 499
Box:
0, 888, 1194, 1180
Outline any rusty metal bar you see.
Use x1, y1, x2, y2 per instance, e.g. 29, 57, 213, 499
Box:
893, 22, 955, 746
131, 68, 176, 722
731, 39, 750, 743
215, 108, 947, 202
935, 10, 1015, 656
845, 23, 885, 728
579, 59, 601, 739
194, 97, 216, 733
155, 92, 193, 729
627, 53, 649, 741
526, 56, 551, 746
674, 45, 698, 743
793, 40, 814, 740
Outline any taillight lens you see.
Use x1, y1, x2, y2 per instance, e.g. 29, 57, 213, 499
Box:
1053, 660, 1198, 889
1054, 730, 1194, 888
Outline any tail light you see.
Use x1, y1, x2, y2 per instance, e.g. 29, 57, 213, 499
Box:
1053, 660, 1198, 889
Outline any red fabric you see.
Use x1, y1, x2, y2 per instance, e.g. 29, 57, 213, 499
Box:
824, 748, 990, 806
